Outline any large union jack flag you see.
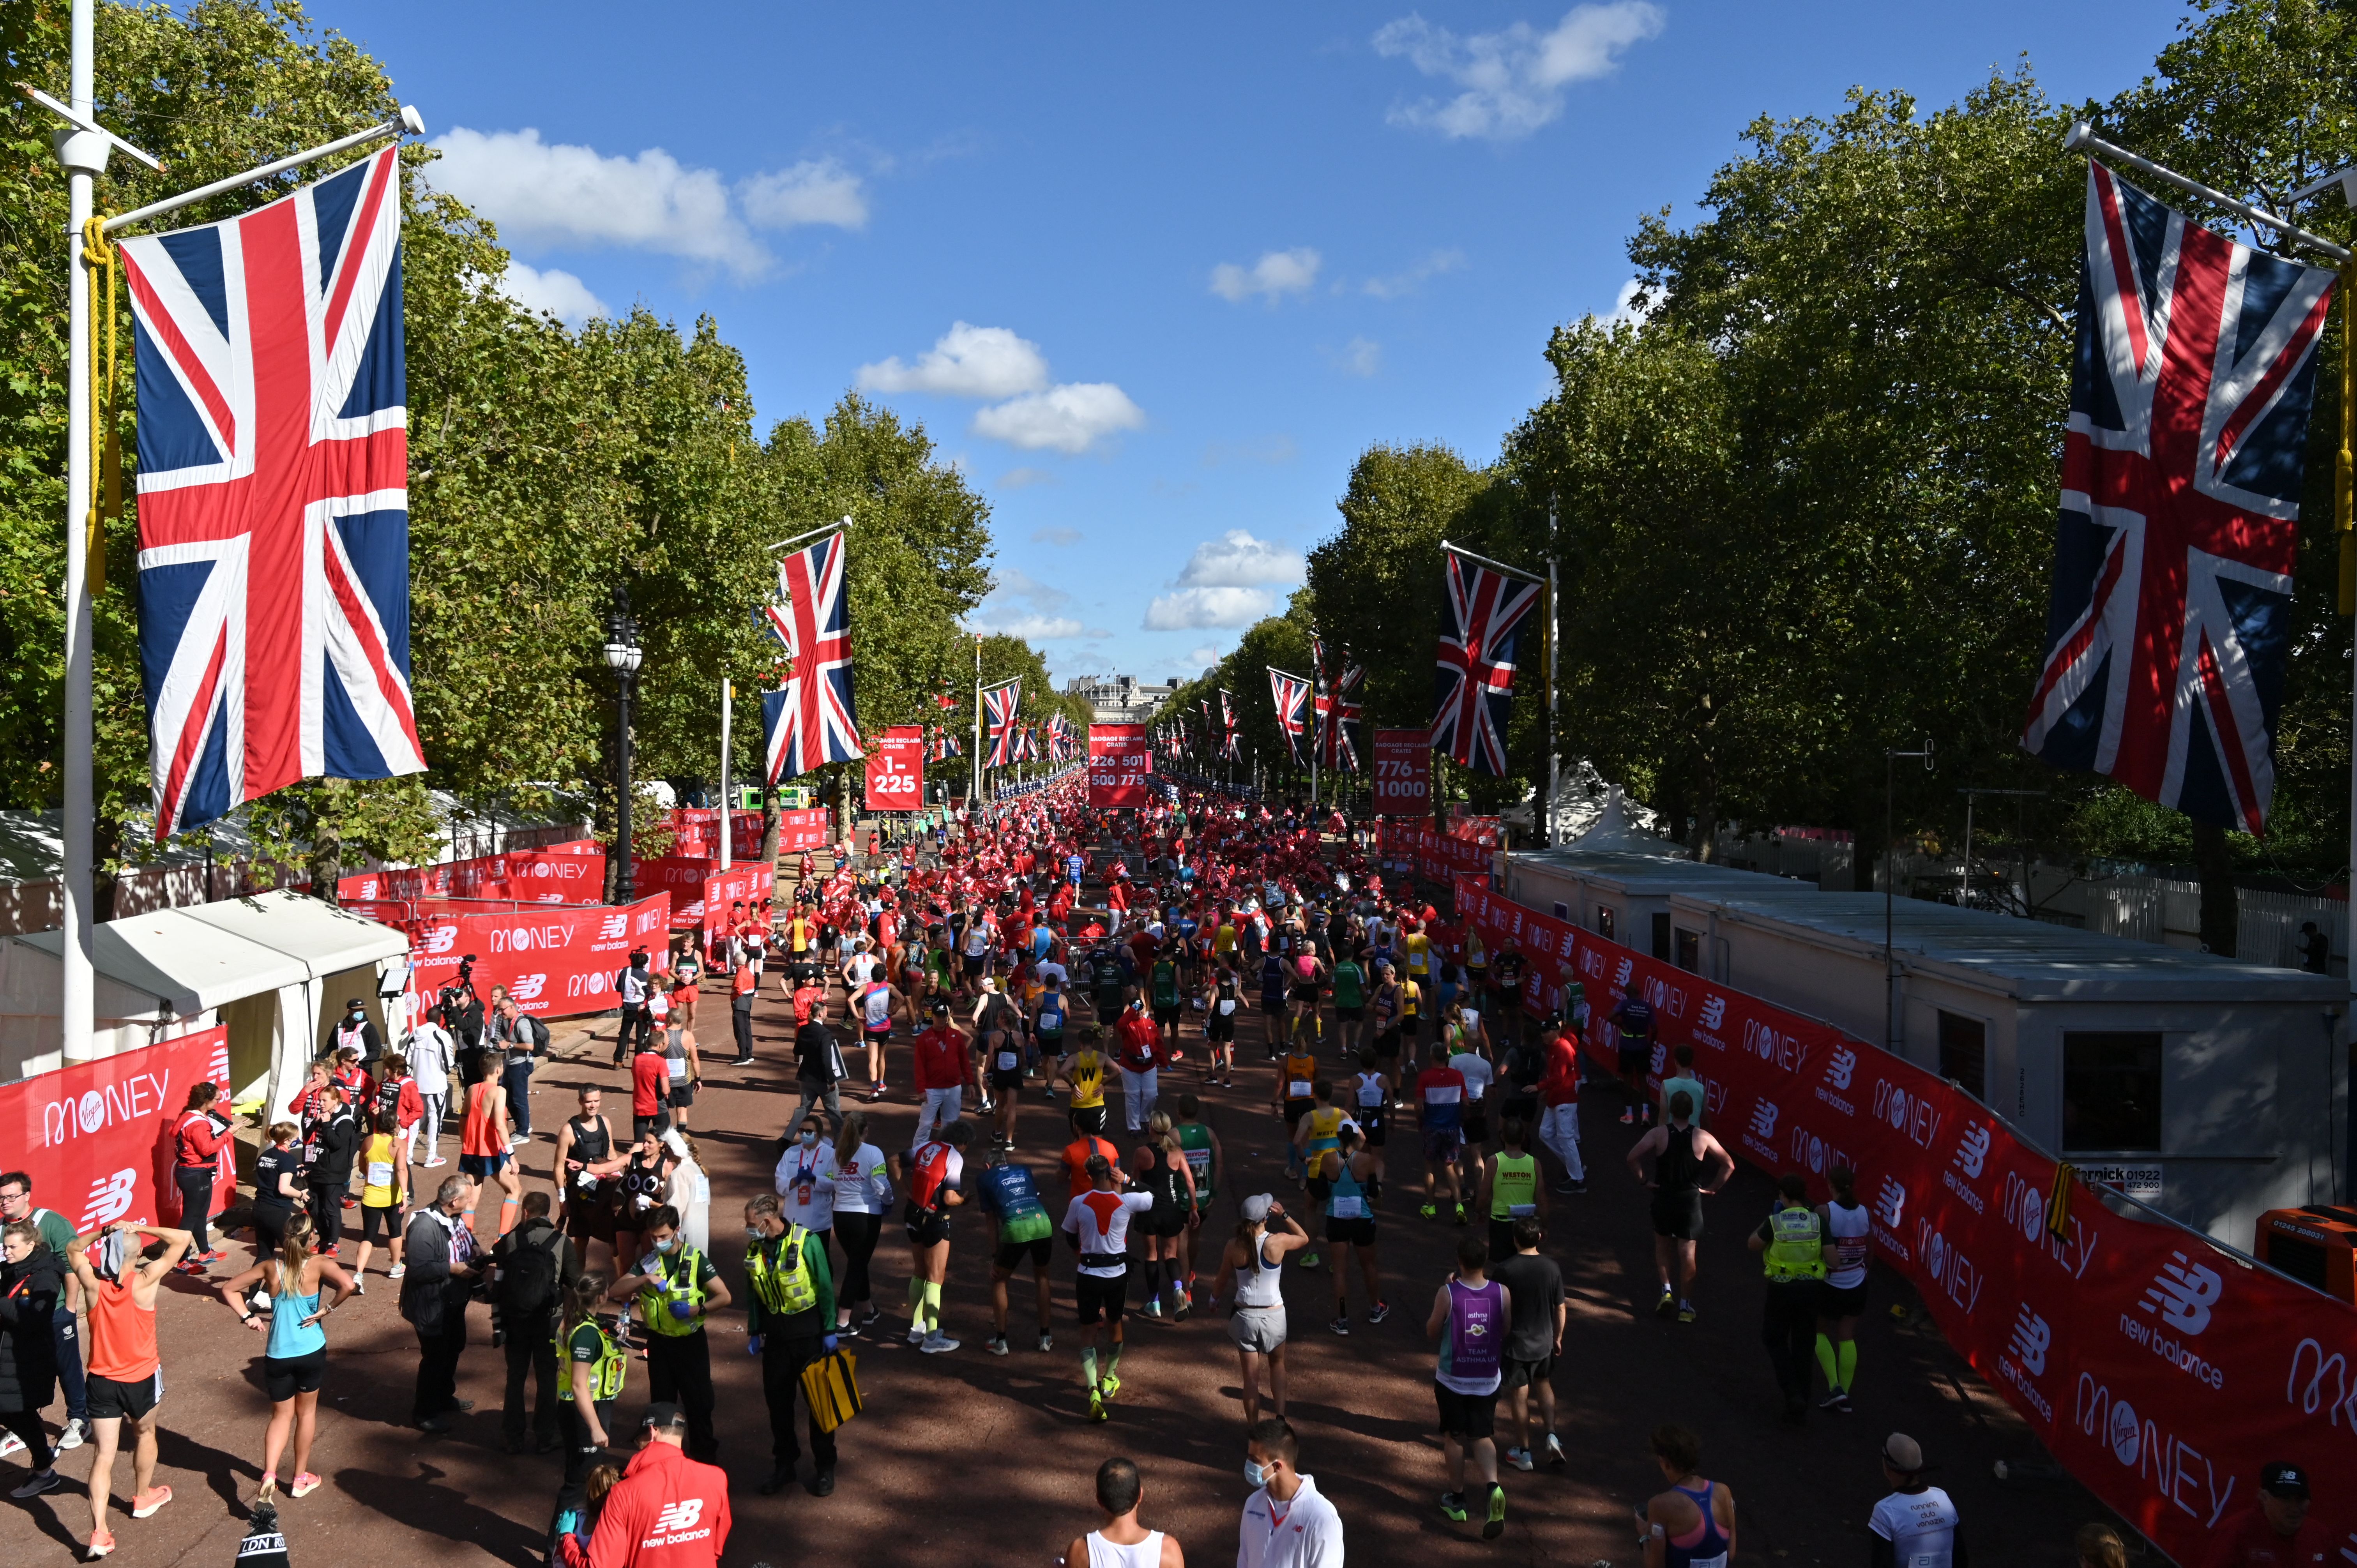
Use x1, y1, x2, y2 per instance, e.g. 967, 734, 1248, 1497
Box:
123, 145, 420, 841
761, 530, 861, 782
1219, 690, 1239, 760
2022, 164, 2335, 833
982, 678, 1021, 766
1431, 551, 1541, 776
1267, 667, 1310, 762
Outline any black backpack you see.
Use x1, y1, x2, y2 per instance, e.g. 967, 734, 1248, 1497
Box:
526, 1014, 552, 1055
499, 1226, 564, 1319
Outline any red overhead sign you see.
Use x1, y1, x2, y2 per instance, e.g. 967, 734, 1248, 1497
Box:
865, 726, 925, 811
1088, 724, 1152, 809
1372, 729, 1430, 816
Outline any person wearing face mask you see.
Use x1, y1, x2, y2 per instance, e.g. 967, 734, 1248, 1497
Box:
741, 1195, 839, 1498
772, 1118, 837, 1257
332, 998, 383, 1074
1237, 1417, 1343, 1568
607, 1207, 729, 1463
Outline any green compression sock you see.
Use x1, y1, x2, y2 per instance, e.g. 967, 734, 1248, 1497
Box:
1836, 1338, 1857, 1391
922, 1280, 944, 1330
1105, 1340, 1124, 1376
1815, 1333, 1840, 1390
907, 1276, 926, 1324
1081, 1347, 1099, 1387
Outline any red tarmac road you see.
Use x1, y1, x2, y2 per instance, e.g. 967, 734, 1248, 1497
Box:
7, 866, 2121, 1567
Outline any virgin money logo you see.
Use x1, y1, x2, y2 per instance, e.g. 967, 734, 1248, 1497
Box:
2139, 1253, 2222, 1335
1871, 1078, 1944, 1150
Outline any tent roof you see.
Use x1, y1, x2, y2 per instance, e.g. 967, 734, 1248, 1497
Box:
14, 891, 406, 1015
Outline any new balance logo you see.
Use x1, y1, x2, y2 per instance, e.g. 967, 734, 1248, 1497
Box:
1874, 1176, 1906, 1228
1613, 957, 1633, 986
1747, 1100, 1779, 1141
598, 915, 628, 940
422, 924, 459, 954
652, 1500, 703, 1534
511, 973, 549, 1002
1954, 1123, 1991, 1180
2138, 1252, 2222, 1335
80, 1168, 138, 1228
1699, 994, 1726, 1029
2009, 1303, 2051, 1377
1825, 1046, 1857, 1090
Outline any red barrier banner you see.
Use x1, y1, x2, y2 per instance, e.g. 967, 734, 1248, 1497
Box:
1377, 822, 1493, 881
0, 1026, 233, 1231
866, 726, 925, 811
387, 893, 672, 1018
338, 845, 604, 904
631, 858, 771, 943
776, 807, 831, 853
1371, 730, 1429, 816
667, 809, 764, 860
1450, 877, 2357, 1565
1089, 724, 1152, 809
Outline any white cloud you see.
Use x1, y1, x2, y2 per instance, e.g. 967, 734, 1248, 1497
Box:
1185, 645, 1225, 669
428, 127, 765, 277
1337, 336, 1382, 377
972, 383, 1147, 454
1363, 248, 1467, 298
740, 158, 869, 230
857, 322, 1050, 399
1594, 277, 1652, 327
1373, 3, 1665, 141
1031, 525, 1083, 544
1210, 248, 1322, 304
968, 569, 1107, 641
497, 260, 608, 326
983, 614, 1099, 641
1145, 586, 1277, 630
1179, 529, 1306, 588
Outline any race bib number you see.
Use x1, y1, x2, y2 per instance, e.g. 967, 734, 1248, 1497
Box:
667, 1058, 687, 1081
997, 1049, 1021, 1072
1289, 1080, 1312, 1099
367, 1161, 394, 1189
575, 1169, 600, 1190
1329, 1195, 1364, 1218
1218, 999, 1237, 1016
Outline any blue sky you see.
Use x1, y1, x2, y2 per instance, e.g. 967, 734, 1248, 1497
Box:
311, 0, 2189, 687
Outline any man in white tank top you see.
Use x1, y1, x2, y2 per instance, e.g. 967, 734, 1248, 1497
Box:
1062, 1456, 1184, 1568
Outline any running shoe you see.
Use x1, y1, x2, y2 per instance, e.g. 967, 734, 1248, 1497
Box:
1452, 1204, 1467, 1226
387, 1263, 406, 1279
1328, 1317, 1350, 1336
1483, 1484, 1507, 1540
1618, 1107, 1636, 1124
1829, 1391, 1854, 1414
1140, 1299, 1163, 1319
0, 1430, 22, 1458
1297, 1251, 1321, 1271
1654, 1287, 1676, 1318
1418, 1203, 1438, 1219
290, 1473, 321, 1499
57, 1418, 87, 1450
871, 1084, 887, 1101
422, 1157, 448, 1168
1545, 1433, 1567, 1468
1088, 1386, 1108, 1423
920, 1332, 960, 1354
1098, 1372, 1122, 1402
859, 1307, 883, 1331
131, 1485, 172, 1518
85, 1530, 115, 1559
986, 1334, 1009, 1356
1550, 1180, 1587, 1196
1818, 1390, 1847, 1411
907, 1323, 929, 1345
1438, 1492, 1468, 1523
12, 1469, 63, 1499
351, 1277, 366, 1296
1037, 1332, 1055, 1353
1677, 1302, 1697, 1324
1505, 1445, 1534, 1471
1367, 1300, 1391, 1325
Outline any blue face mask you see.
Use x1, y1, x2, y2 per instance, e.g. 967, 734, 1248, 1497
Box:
653, 1236, 677, 1254
1244, 1459, 1267, 1489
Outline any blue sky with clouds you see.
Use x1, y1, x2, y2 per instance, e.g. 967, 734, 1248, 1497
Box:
313, 0, 2187, 685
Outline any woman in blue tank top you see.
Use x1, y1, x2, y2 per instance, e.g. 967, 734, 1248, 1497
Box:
214, 1209, 354, 1505
1640, 1421, 1736, 1568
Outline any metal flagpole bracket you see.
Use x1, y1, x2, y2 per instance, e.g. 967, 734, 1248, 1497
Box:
767, 515, 853, 555
102, 106, 422, 235
2062, 120, 2351, 263
17, 83, 163, 172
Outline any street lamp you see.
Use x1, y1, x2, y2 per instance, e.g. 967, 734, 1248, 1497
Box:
604, 586, 644, 905
1884, 739, 1934, 1051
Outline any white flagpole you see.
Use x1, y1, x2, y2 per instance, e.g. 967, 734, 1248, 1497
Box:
58, 0, 96, 1064
718, 678, 732, 871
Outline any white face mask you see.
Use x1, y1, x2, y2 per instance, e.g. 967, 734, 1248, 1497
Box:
1244, 1459, 1268, 1489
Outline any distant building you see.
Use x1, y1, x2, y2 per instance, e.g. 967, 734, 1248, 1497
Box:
1064, 673, 1177, 726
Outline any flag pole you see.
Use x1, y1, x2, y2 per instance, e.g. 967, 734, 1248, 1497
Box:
1546, 493, 1560, 849
2061, 123, 2350, 262
56, 0, 98, 1065
971, 634, 982, 809
718, 678, 732, 872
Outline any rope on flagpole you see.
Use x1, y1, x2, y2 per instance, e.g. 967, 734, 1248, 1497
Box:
80, 213, 120, 597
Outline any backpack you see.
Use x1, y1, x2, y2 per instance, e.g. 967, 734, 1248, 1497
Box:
498, 1225, 565, 1319
526, 1014, 552, 1055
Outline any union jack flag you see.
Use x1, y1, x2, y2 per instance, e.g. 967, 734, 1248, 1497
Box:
983, 678, 1021, 766
1431, 550, 1541, 776
122, 146, 421, 840
1328, 661, 1364, 771
761, 530, 861, 781
1267, 667, 1310, 763
2022, 164, 2335, 833
1220, 690, 1239, 760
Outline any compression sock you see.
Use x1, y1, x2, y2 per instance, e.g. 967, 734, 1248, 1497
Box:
1836, 1339, 1858, 1392
922, 1280, 944, 1331
1105, 1341, 1124, 1377
1815, 1333, 1840, 1390
907, 1277, 926, 1326
1143, 1261, 1163, 1301
498, 1197, 520, 1237
1081, 1347, 1099, 1388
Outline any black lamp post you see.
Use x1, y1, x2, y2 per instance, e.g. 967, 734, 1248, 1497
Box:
604, 587, 644, 905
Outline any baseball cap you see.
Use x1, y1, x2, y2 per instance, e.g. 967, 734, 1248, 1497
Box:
345, 997, 365, 1010
640, 1402, 687, 1432
929, 998, 950, 1014
2259, 1461, 2310, 1499
1240, 1193, 1274, 1224
1881, 1433, 1925, 1472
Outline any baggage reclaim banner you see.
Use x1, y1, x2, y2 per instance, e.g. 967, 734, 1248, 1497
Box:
1452, 876, 2357, 1567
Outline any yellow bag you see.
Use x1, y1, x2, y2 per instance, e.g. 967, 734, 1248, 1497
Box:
799, 1349, 862, 1433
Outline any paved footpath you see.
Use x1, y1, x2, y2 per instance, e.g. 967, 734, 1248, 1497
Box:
12, 851, 2121, 1566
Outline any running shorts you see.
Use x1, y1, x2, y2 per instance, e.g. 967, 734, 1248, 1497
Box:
1421, 1127, 1463, 1165
1070, 1105, 1107, 1136
905, 1209, 951, 1247
460, 1151, 509, 1180
1650, 1190, 1705, 1241
85, 1369, 162, 1421
1282, 1100, 1312, 1130
1334, 1006, 1363, 1022
668, 1081, 696, 1108
1229, 1303, 1286, 1354
360, 1203, 402, 1242
1462, 1107, 1490, 1146
1205, 1014, 1234, 1044
1434, 1383, 1499, 1442
994, 1235, 1054, 1271
990, 1068, 1025, 1092
1152, 1005, 1180, 1027
264, 1347, 327, 1402
1289, 986, 1318, 1008
1373, 1029, 1402, 1062
1818, 1279, 1868, 1318
1074, 1270, 1128, 1325
1358, 1106, 1387, 1148
1325, 1215, 1376, 1248
565, 1185, 618, 1243
1501, 1353, 1556, 1391
963, 954, 987, 976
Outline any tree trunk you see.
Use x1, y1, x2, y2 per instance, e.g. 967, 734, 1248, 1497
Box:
2193, 821, 2237, 956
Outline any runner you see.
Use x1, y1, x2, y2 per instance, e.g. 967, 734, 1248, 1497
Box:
351, 1111, 408, 1287
1427, 1233, 1509, 1540
555, 1088, 625, 1273
823, 1112, 893, 1338
459, 1054, 522, 1241
1290, 1082, 1348, 1260
1815, 1164, 1870, 1414
1413, 1042, 1470, 1224
1475, 1117, 1546, 1266
214, 1210, 356, 1506
1638, 1423, 1737, 1568
976, 1149, 1057, 1356
1200, 960, 1241, 1088
1061, 1455, 1186, 1568
1276, 1041, 1318, 1180
1866, 1434, 1963, 1568
1033, 970, 1072, 1093
1209, 1194, 1310, 1427
1313, 1124, 1387, 1336
1171, 1093, 1223, 1307
1626, 1090, 1735, 1323
1350, 1049, 1390, 1187
1329, 947, 1368, 1058
982, 1006, 1030, 1153
1062, 1153, 1154, 1423
897, 1119, 970, 1354
1490, 1217, 1567, 1473
660, 1014, 704, 1133
1131, 1113, 1198, 1321
63, 1220, 190, 1556
1148, 941, 1184, 1054
1368, 961, 1405, 1091
607, 1206, 728, 1462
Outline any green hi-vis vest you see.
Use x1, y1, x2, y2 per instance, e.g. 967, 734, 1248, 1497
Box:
557, 1317, 626, 1402
1489, 1151, 1539, 1220
747, 1225, 818, 1317
639, 1247, 711, 1337
1762, 1204, 1827, 1282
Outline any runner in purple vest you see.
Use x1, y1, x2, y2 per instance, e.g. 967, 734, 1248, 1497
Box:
1426, 1233, 1511, 1539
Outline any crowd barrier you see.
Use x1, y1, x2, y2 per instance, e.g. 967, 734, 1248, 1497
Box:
1450, 876, 2357, 1565
1375, 820, 1496, 880
338, 842, 603, 905
348, 892, 675, 1020
0, 1026, 233, 1232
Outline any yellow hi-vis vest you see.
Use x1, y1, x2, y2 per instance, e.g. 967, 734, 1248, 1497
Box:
1762, 1204, 1828, 1282
638, 1247, 710, 1337
556, 1316, 626, 1402
747, 1224, 817, 1317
